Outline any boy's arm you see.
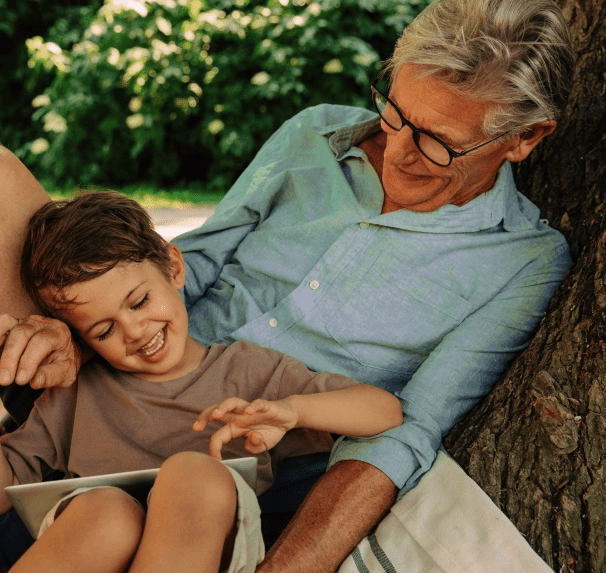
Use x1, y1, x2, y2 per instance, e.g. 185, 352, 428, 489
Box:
288, 384, 403, 436
0, 450, 18, 514
194, 384, 403, 459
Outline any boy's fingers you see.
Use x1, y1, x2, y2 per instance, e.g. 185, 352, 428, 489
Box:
214, 397, 250, 417
245, 399, 270, 414
245, 431, 268, 454
208, 425, 238, 460
193, 404, 219, 431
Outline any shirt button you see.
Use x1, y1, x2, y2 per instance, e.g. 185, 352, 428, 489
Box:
360, 221, 369, 229
269, 318, 278, 327
309, 280, 320, 290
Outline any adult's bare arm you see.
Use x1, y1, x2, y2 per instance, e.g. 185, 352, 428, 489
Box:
0, 146, 50, 318
0, 314, 83, 390
256, 460, 397, 573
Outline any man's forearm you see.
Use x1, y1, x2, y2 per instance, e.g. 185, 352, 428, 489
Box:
256, 460, 397, 573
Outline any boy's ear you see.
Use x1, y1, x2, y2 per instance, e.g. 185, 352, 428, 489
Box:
504, 120, 557, 163
167, 244, 186, 289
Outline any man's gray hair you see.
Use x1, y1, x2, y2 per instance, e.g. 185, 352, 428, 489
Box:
386, 0, 574, 136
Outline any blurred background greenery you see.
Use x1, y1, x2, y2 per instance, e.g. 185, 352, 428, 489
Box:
1, 0, 431, 202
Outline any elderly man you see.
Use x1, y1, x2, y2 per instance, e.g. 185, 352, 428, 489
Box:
0, 0, 574, 571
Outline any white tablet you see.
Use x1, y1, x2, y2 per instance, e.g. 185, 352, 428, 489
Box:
5, 456, 258, 538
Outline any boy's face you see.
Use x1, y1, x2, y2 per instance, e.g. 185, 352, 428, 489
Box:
55, 245, 202, 382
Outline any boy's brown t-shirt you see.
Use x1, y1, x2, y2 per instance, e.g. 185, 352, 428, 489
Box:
0, 340, 359, 494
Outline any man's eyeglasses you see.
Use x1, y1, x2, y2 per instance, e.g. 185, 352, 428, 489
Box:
371, 79, 509, 167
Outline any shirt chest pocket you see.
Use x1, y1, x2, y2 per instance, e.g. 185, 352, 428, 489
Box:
325, 251, 473, 375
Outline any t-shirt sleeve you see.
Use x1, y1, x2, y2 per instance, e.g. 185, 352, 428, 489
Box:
275, 355, 361, 398
0, 384, 77, 484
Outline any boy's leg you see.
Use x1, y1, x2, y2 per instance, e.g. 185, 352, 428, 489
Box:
129, 452, 240, 573
9, 487, 144, 573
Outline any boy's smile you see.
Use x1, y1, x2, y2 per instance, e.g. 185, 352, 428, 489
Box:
55, 245, 207, 382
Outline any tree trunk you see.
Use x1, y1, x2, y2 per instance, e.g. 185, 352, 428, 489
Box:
443, 1, 606, 572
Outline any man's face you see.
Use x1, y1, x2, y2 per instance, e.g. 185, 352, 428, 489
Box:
379, 65, 520, 214
56, 247, 198, 382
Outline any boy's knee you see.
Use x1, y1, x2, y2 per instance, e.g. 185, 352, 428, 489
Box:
153, 452, 237, 519
64, 487, 144, 547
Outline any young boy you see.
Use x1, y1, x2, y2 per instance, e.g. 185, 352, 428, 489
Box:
0, 192, 403, 573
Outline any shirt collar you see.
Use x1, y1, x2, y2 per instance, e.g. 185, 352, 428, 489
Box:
321, 113, 537, 234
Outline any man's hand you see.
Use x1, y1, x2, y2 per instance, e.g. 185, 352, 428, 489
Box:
193, 397, 299, 459
0, 314, 81, 390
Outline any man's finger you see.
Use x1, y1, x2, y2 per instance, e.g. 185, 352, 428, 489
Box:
0, 315, 19, 349
0, 321, 41, 385
9, 328, 68, 386
33, 363, 77, 389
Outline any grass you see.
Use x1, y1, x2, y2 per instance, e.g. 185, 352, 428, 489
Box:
43, 181, 225, 209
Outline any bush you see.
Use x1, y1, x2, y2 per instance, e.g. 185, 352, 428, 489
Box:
19, 0, 431, 191
0, 0, 102, 153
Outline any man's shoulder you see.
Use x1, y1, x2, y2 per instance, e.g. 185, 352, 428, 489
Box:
287, 104, 377, 133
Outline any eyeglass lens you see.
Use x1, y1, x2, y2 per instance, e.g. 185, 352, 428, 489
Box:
373, 91, 452, 166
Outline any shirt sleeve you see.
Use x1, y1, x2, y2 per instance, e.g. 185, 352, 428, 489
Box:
0, 385, 77, 484
173, 111, 307, 311
328, 241, 572, 498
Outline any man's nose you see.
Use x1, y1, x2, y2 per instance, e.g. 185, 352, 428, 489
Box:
385, 126, 419, 165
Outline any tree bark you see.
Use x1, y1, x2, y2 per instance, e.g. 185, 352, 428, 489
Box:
443, 1, 606, 572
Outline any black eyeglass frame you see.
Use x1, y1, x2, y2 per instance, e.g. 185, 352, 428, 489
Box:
370, 79, 510, 167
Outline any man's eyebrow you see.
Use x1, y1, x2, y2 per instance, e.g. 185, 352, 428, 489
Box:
85, 281, 145, 334
390, 93, 459, 144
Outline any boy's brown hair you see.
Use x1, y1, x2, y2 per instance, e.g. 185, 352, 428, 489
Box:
21, 191, 174, 317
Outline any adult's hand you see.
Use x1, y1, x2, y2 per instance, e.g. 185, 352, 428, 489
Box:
0, 314, 81, 390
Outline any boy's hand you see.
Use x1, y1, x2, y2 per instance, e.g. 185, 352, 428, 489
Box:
193, 397, 300, 460
0, 314, 81, 390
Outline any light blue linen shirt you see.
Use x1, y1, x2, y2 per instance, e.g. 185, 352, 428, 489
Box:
174, 104, 572, 497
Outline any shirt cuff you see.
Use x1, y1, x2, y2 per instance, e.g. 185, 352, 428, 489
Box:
328, 434, 432, 499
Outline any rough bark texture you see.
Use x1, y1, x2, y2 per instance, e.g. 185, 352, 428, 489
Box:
443, 1, 606, 572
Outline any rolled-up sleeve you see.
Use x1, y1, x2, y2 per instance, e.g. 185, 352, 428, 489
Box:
329, 243, 572, 497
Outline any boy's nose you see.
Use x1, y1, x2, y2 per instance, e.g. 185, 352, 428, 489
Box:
123, 316, 147, 343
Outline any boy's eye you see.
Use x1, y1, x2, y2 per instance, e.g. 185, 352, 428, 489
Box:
132, 294, 149, 310
97, 324, 114, 341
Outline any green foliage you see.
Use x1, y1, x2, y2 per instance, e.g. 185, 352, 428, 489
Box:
18, 0, 431, 190
0, 1, 102, 153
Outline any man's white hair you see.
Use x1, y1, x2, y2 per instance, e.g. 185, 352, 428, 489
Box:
386, 0, 574, 136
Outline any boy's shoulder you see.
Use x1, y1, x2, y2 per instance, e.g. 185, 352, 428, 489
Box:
209, 340, 285, 367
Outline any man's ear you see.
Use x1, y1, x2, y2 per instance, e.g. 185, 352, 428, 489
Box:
505, 120, 557, 163
167, 243, 186, 289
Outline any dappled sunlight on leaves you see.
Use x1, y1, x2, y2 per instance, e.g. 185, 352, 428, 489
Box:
20, 0, 431, 189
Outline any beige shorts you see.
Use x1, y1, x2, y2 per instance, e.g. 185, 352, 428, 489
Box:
38, 466, 264, 573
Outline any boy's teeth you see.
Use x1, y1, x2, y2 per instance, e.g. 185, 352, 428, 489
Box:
140, 329, 164, 355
